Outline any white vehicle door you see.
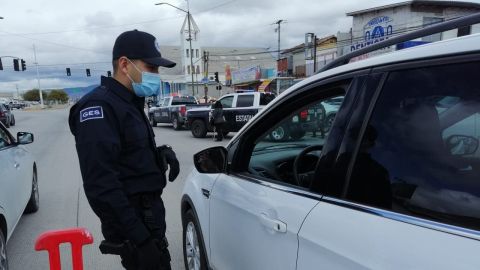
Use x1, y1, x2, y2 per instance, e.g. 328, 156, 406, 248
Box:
0, 127, 25, 235
297, 61, 480, 269
209, 83, 350, 270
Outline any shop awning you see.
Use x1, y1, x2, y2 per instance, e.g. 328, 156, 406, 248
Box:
258, 80, 272, 92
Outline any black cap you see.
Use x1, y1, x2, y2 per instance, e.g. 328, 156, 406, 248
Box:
113, 30, 176, 68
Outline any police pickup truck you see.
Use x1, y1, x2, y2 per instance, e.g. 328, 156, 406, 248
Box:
187, 92, 276, 138
148, 95, 208, 130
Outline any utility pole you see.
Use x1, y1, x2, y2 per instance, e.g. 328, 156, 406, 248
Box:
186, 1, 195, 96
274, 20, 285, 60
33, 44, 44, 109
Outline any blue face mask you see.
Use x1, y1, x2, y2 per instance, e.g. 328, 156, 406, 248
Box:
126, 59, 161, 97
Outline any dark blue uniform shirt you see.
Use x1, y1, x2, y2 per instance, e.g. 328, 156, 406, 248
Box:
69, 76, 166, 245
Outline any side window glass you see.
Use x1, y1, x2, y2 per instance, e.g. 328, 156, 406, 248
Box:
248, 91, 346, 188
236, 95, 254, 107
219, 96, 234, 108
0, 128, 12, 150
347, 62, 480, 231
260, 93, 276, 105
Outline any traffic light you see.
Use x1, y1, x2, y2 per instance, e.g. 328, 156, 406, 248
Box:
0, 58, 3, 70
107, 71, 112, 77
13, 59, 19, 71
66, 68, 71, 76
86, 69, 91, 77
214, 72, 219, 82
21, 59, 26, 71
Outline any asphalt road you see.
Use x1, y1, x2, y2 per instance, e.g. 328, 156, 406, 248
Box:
6, 108, 229, 270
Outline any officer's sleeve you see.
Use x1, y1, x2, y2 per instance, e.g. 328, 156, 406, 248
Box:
70, 101, 150, 245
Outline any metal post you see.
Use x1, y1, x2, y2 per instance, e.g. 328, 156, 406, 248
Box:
313, 35, 317, 73
33, 44, 44, 109
187, 11, 195, 96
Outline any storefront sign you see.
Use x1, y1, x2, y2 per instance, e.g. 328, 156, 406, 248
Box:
232, 66, 261, 85
351, 16, 394, 52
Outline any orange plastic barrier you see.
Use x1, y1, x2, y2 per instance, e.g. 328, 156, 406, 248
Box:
35, 228, 94, 270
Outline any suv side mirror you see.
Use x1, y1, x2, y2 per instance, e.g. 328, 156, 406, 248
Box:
17, 132, 34, 145
446, 135, 479, 156
194, 146, 228, 174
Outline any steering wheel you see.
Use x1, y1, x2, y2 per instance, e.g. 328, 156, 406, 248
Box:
293, 145, 323, 187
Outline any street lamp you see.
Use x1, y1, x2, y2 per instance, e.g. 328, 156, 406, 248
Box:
155, 2, 196, 96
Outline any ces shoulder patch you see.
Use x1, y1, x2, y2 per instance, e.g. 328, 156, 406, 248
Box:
80, 106, 104, 122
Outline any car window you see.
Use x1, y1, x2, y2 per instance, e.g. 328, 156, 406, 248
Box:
260, 93, 276, 106
219, 96, 234, 108
162, 98, 171, 107
172, 96, 197, 105
0, 127, 13, 150
248, 92, 346, 188
236, 95, 254, 107
346, 62, 480, 231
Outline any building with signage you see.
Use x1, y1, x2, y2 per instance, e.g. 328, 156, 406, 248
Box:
341, 0, 480, 58
156, 14, 276, 98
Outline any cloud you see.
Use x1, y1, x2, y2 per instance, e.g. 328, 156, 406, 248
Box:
1, 0, 478, 93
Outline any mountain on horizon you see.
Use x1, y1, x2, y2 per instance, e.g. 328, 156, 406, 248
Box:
64, 84, 98, 101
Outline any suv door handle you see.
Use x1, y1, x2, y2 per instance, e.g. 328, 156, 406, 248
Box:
259, 213, 287, 233
14, 162, 20, 169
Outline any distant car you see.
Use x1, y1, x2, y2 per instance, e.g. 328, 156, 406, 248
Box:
0, 123, 38, 269
0, 104, 15, 128
148, 96, 208, 130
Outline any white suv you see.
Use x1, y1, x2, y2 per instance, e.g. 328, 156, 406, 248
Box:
181, 15, 480, 270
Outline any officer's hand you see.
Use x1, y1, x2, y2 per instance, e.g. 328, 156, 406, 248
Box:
137, 239, 162, 270
157, 145, 180, 182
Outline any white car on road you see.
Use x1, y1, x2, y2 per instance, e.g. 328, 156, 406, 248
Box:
180, 15, 480, 270
0, 122, 39, 269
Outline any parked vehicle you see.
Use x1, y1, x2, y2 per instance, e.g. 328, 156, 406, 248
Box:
186, 92, 276, 138
148, 96, 207, 130
0, 123, 38, 269
180, 15, 480, 270
0, 104, 15, 128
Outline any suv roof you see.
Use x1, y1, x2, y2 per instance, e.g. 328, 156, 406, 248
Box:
286, 32, 480, 98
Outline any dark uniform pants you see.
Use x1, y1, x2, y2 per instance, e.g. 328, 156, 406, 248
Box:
102, 195, 171, 270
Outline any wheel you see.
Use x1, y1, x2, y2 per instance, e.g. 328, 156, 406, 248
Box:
149, 114, 157, 127
24, 168, 39, 214
222, 131, 229, 138
183, 210, 208, 270
10, 116, 15, 127
172, 116, 182, 130
191, 120, 207, 138
0, 229, 8, 270
269, 125, 289, 141
4, 119, 9, 128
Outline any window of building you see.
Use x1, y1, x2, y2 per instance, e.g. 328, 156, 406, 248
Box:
196, 65, 200, 74
186, 49, 189, 58
196, 49, 199, 58
346, 61, 480, 231
422, 17, 444, 42
187, 65, 190, 74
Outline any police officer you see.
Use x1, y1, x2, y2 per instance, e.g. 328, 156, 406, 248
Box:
69, 30, 180, 270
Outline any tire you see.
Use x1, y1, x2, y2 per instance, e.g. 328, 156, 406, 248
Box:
10, 116, 15, 127
183, 210, 208, 270
24, 168, 39, 214
172, 116, 182, 130
4, 118, 9, 128
149, 114, 157, 127
191, 120, 207, 138
222, 131, 229, 138
269, 125, 289, 142
0, 229, 8, 270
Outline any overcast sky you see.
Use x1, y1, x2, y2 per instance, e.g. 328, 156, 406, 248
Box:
0, 0, 474, 93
